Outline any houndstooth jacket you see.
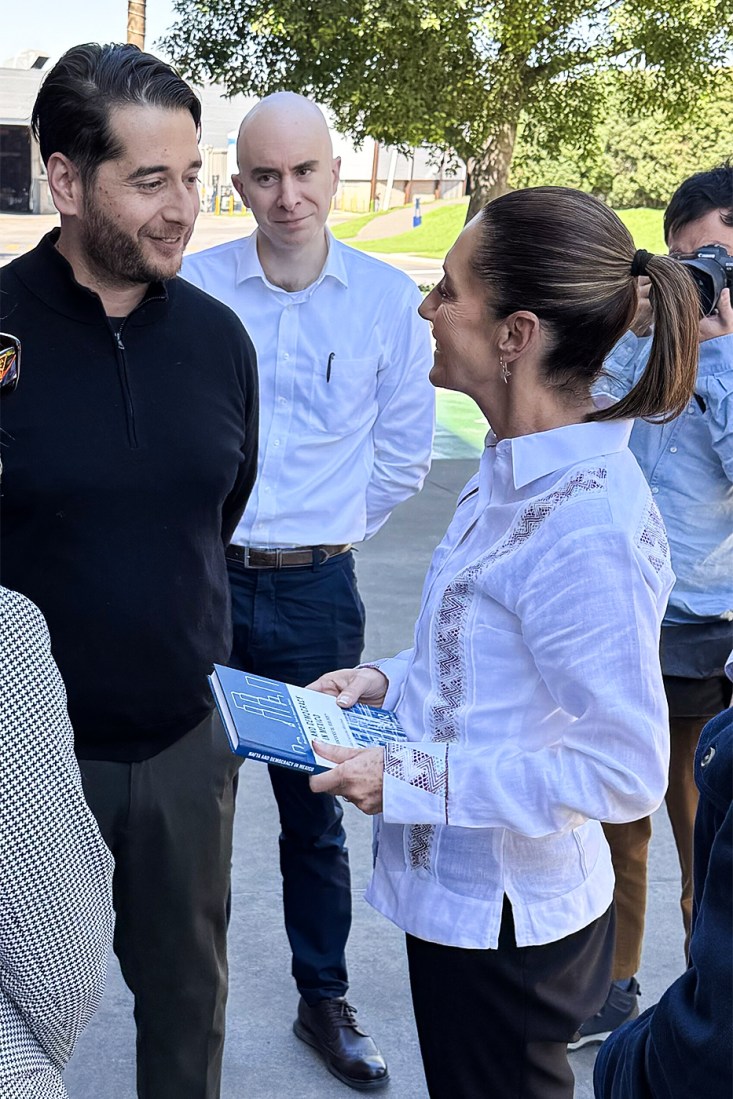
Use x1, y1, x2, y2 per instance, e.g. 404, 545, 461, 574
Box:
1, 586, 114, 1097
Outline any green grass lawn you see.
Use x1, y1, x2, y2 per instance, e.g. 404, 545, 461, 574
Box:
330, 211, 385, 240
352, 201, 468, 257
616, 208, 666, 253
351, 201, 665, 259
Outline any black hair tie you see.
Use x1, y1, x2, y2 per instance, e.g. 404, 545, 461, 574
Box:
630, 249, 652, 277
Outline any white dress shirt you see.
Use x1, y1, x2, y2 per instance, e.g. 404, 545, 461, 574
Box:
181, 232, 435, 546
366, 417, 673, 949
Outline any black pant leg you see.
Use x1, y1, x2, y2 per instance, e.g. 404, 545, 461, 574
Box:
80, 712, 241, 1099
406, 900, 614, 1099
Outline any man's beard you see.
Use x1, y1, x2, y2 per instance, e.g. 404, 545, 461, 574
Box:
80, 194, 185, 287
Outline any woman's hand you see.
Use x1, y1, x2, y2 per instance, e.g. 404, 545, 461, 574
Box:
307, 667, 389, 812
309, 743, 385, 815
306, 666, 389, 709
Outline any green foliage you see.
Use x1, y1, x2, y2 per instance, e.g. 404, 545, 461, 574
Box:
511, 72, 733, 208
162, 1, 733, 201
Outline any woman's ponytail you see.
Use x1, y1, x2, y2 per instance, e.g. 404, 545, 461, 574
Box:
595, 252, 699, 423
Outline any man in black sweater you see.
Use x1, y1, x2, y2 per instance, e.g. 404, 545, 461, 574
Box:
0, 44, 258, 1099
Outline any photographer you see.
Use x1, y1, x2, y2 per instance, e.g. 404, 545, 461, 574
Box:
571, 163, 733, 1048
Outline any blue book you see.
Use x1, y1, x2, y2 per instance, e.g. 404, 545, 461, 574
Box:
208, 663, 408, 774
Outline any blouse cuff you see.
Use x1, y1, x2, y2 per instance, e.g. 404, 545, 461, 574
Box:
382, 742, 449, 825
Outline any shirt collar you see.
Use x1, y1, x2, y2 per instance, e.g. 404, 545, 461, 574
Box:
234, 228, 349, 291
489, 415, 633, 491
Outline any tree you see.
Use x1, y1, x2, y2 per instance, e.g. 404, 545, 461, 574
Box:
510, 73, 733, 208
127, 1, 146, 49
161, 1, 732, 217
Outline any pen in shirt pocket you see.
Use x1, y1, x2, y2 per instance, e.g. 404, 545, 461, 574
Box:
326, 352, 335, 383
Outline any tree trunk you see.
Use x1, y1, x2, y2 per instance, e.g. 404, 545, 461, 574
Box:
127, 1, 146, 50
465, 121, 518, 222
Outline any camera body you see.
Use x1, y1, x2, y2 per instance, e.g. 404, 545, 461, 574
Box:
676, 244, 733, 316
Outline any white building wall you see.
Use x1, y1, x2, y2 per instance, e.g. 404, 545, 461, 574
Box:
0, 66, 464, 215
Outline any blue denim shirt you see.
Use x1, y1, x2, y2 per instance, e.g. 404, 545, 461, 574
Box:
598, 331, 733, 626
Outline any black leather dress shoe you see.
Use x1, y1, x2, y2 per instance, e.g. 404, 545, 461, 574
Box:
293, 996, 389, 1090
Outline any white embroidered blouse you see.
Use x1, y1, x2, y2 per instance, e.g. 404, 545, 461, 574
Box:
366, 417, 673, 949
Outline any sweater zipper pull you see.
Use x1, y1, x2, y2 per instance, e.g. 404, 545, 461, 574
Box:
115, 330, 125, 351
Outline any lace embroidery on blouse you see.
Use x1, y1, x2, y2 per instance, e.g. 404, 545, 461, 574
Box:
384, 744, 448, 798
635, 500, 669, 574
406, 466, 608, 871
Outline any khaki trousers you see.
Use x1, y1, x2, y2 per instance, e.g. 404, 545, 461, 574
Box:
603, 715, 705, 980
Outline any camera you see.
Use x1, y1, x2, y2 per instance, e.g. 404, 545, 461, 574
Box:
676, 244, 733, 316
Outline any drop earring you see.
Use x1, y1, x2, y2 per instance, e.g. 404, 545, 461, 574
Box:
500, 357, 511, 383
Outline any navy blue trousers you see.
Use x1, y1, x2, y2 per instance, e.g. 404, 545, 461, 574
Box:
227, 551, 365, 1004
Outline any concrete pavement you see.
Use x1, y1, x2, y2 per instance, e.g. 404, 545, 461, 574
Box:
0, 210, 443, 285
0, 210, 258, 266
62, 459, 687, 1099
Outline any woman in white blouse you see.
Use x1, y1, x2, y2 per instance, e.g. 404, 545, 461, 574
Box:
308, 187, 700, 1099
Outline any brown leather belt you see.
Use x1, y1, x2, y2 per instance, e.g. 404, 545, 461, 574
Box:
225, 544, 352, 569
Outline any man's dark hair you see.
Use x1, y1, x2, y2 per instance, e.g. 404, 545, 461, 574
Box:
31, 42, 201, 183
664, 162, 733, 243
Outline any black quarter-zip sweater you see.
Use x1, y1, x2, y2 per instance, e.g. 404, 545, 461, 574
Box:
0, 230, 259, 761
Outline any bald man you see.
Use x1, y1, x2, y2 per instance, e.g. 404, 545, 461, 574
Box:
182, 94, 434, 1090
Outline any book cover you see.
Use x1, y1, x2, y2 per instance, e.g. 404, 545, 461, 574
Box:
208, 663, 407, 774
